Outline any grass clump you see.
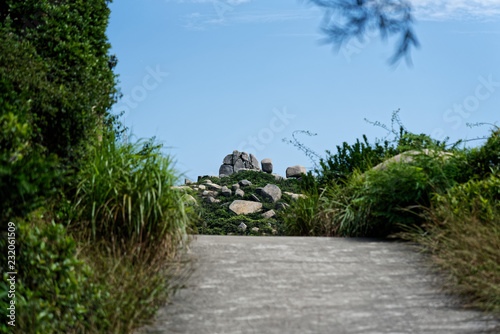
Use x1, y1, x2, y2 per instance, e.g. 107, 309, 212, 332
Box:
66, 132, 193, 332
70, 132, 192, 257
412, 173, 500, 312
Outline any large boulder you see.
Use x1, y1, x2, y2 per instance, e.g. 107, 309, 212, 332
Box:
250, 154, 259, 169
219, 164, 234, 177
260, 184, 282, 203
234, 158, 245, 173
223, 154, 233, 165
218, 150, 260, 176
373, 149, 453, 171
261, 158, 273, 174
229, 200, 263, 215
286, 165, 306, 178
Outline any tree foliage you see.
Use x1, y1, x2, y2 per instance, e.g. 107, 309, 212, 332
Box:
0, 0, 118, 223
310, 0, 419, 64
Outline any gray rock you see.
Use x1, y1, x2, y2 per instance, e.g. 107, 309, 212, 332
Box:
235, 189, 245, 197
262, 210, 276, 219
207, 183, 222, 191
239, 180, 252, 187
241, 152, 250, 162
275, 202, 290, 210
182, 194, 197, 205
223, 154, 233, 165
198, 184, 206, 190
272, 173, 285, 181
286, 165, 307, 178
251, 227, 259, 233
284, 191, 306, 202
260, 184, 282, 203
219, 164, 234, 177
250, 194, 261, 202
250, 154, 260, 169
185, 178, 193, 185
238, 223, 247, 231
261, 158, 273, 173
202, 190, 218, 197
229, 200, 263, 215
372, 149, 453, 171
232, 184, 240, 191
234, 158, 245, 173
232, 150, 240, 164
221, 186, 232, 197
205, 196, 217, 204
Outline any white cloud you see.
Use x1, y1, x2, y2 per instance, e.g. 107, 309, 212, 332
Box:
410, 0, 500, 20
182, 8, 319, 30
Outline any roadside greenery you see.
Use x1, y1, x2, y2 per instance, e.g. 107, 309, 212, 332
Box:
284, 116, 500, 315
0, 1, 192, 333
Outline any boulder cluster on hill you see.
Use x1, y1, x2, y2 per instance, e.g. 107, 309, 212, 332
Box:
174, 151, 307, 234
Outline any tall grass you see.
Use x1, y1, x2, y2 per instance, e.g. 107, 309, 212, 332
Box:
70, 132, 192, 258
411, 173, 500, 313
66, 132, 195, 332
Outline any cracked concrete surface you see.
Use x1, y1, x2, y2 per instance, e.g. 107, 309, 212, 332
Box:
137, 235, 500, 334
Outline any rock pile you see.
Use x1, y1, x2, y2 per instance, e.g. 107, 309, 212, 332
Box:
219, 150, 260, 177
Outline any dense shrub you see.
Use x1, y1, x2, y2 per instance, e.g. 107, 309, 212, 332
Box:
0, 217, 107, 334
0, 27, 62, 225
1, 0, 119, 163
316, 135, 398, 186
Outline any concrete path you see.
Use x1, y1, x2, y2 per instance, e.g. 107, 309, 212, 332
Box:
138, 235, 500, 334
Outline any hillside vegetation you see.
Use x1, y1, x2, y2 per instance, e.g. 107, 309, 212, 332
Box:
283, 116, 500, 314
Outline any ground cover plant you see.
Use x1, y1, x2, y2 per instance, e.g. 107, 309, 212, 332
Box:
188, 170, 300, 235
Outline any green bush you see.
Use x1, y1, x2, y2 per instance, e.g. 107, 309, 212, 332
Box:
414, 174, 500, 313
1, 0, 119, 163
0, 28, 62, 226
317, 135, 398, 186
70, 132, 192, 257
0, 217, 107, 334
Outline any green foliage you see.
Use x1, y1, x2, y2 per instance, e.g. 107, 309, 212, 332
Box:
0, 217, 108, 333
466, 127, 500, 179
0, 27, 62, 225
413, 174, 500, 313
282, 189, 337, 236
316, 134, 398, 186
1, 0, 119, 163
70, 132, 192, 257
0, 110, 61, 224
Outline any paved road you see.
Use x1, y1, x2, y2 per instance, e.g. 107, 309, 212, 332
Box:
138, 235, 500, 334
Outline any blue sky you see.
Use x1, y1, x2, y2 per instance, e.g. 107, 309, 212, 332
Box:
107, 0, 500, 182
